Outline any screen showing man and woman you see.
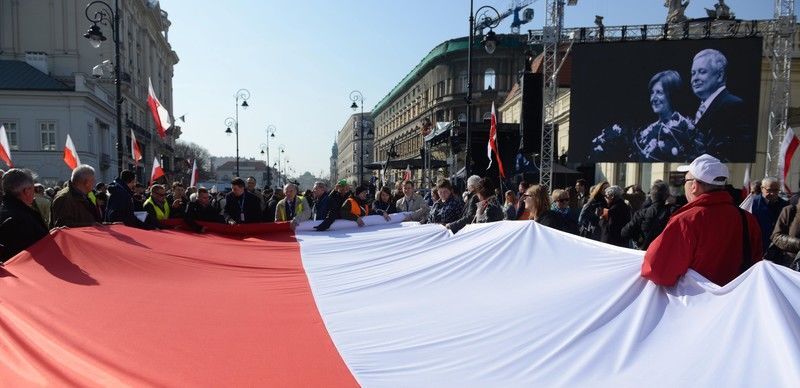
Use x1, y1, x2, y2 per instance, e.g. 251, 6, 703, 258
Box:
569, 38, 762, 163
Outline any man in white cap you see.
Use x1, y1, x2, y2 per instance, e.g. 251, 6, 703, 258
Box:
642, 154, 762, 286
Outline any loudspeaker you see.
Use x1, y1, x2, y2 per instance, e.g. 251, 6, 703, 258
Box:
519, 73, 543, 153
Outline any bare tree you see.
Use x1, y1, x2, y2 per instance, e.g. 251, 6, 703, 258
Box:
172, 141, 213, 184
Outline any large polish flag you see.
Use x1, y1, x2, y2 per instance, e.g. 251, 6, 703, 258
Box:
0, 219, 799, 386
63, 134, 81, 169
779, 128, 800, 193
0, 124, 12, 167
147, 77, 171, 139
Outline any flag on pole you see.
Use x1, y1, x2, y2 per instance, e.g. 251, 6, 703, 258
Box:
150, 156, 165, 184
190, 159, 199, 187
63, 134, 81, 170
147, 77, 171, 139
486, 102, 506, 178
741, 163, 751, 200
131, 129, 143, 167
0, 125, 13, 168
778, 128, 799, 194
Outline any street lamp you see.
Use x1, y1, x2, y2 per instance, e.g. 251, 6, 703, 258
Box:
349, 90, 373, 186
278, 144, 285, 186
259, 125, 276, 187
224, 89, 250, 177
465, 2, 501, 178
83, 0, 122, 174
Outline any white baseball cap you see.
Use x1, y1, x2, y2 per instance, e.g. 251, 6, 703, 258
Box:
677, 154, 729, 185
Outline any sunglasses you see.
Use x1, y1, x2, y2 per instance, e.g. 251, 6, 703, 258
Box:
557, 198, 570, 203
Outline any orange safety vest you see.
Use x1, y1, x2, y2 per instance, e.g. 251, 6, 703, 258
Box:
347, 198, 369, 218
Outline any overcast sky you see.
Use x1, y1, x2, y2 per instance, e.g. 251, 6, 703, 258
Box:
166, 0, 781, 177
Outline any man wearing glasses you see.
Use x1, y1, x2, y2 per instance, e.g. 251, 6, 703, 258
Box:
751, 177, 788, 250
642, 154, 762, 287
144, 184, 171, 224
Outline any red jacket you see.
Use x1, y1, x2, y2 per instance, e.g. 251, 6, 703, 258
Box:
642, 191, 763, 286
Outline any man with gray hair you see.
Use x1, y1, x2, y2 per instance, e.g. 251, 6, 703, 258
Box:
622, 181, 675, 249
690, 48, 747, 160
751, 176, 788, 249
598, 185, 631, 247
446, 175, 482, 233
275, 182, 311, 228
0, 168, 49, 262
50, 165, 101, 228
311, 181, 330, 221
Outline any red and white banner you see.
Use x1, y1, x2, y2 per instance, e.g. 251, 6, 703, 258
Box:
1, 219, 799, 386
147, 77, 171, 139
779, 128, 799, 193
190, 159, 198, 187
150, 156, 165, 184
402, 164, 411, 181
0, 124, 12, 168
131, 129, 143, 166
63, 134, 81, 170
486, 102, 506, 178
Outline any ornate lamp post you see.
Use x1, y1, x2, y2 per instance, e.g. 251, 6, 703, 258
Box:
349, 90, 373, 185
224, 89, 250, 177
83, 0, 122, 174
465, 2, 501, 178
259, 125, 276, 188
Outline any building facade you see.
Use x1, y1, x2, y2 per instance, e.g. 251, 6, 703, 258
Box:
329, 141, 338, 183
371, 35, 529, 186
0, 0, 179, 185
336, 112, 373, 185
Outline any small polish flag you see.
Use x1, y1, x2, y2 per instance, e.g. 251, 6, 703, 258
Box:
131, 129, 143, 166
147, 77, 171, 139
150, 156, 165, 184
486, 102, 506, 178
403, 164, 411, 181
63, 134, 81, 170
778, 128, 799, 194
0, 125, 13, 168
190, 159, 199, 187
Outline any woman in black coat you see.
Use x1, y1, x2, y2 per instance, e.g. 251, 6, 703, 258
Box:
599, 185, 632, 247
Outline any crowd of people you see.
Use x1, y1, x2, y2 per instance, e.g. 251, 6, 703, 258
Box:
1, 153, 798, 288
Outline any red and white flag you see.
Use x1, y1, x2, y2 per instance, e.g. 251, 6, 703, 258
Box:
150, 156, 165, 184
486, 102, 506, 178
131, 129, 143, 167
147, 77, 171, 139
190, 159, 199, 187
0, 125, 12, 168
402, 164, 411, 181
741, 163, 751, 199
779, 128, 799, 194
63, 134, 81, 170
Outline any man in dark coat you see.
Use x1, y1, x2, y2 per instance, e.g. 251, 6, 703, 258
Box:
311, 181, 331, 221
690, 49, 749, 161
105, 170, 153, 230
50, 165, 101, 228
599, 185, 632, 247
185, 187, 225, 233
447, 175, 481, 233
314, 180, 349, 231
621, 182, 675, 249
0, 169, 48, 262
224, 177, 262, 224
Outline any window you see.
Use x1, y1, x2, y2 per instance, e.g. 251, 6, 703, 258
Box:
484, 68, 496, 90
459, 70, 468, 93
1, 121, 18, 150
40, 121, 57, 151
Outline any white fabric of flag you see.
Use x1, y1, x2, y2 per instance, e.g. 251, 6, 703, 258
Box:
296, 220, 800, 387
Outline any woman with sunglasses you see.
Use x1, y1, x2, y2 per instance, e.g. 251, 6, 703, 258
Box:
522, 185, 571, 233
550, 189, 579, 235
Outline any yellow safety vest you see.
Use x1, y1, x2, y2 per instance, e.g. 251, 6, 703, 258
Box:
143, 196, 170, 221
277, 195, 305, 221
88, 191, 97, 205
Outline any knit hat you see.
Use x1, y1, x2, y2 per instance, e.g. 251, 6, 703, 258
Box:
336, 179, 348, 187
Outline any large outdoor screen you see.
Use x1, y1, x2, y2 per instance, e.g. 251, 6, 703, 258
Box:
569, 37, 762, 163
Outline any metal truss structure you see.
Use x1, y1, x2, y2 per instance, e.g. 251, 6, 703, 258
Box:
530, 0, 796, 189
